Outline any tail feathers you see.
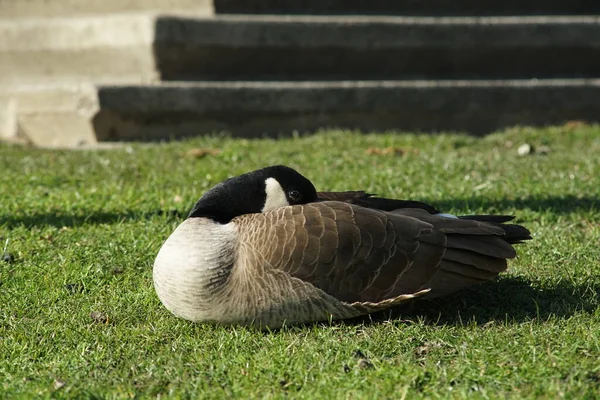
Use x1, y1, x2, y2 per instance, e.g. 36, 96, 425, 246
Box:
389, 208, 531, 299
394, 207, 530, 257
443, 248, 507, 273
500, 224, 532, 244
424, 260, 502, 298
387, 237, 446, 297
434, 219, 531, 245
446, 234, 517, 259
424, 233, 514, 298
439, 260, 501, 282
456, 215, 532, 244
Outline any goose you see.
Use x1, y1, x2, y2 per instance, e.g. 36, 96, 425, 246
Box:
153, 165, 531, 328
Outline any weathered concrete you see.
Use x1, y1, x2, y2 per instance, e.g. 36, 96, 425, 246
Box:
154, 15, 600, 48
3, 0, 595, 17
154, 15, 600, 80
3, 14, 599, 84
0, 97, 21, 142
2, 7, 600, 147
214, 0, 600, 16
5, 79, 599, 147
1, 84, 101, 147
91, 79, 600, 138
0, 0, 213, 17
0, 14, 159, 85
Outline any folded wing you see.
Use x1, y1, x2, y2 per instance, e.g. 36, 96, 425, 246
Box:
235, 201, 529, 323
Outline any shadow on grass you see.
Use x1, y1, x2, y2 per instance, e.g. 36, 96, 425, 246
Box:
1, 194, 597, 229
346, 276, 599, 327
0, 209, 185, 229
427, 194, 598, 215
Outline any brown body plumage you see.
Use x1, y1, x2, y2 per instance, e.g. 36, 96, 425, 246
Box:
153, 166, 531, 328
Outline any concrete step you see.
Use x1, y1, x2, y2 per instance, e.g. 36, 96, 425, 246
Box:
0, 83, 101, 147
154, 15, 600, 80
4, 0, 597, 17
1, 0, 213, 17
4, 79, 599, 147
214, 0, 600, 16
0, 14, 159, 86
3, 15, 599, 85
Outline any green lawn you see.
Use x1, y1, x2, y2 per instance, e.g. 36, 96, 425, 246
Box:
1, 125, 599, 398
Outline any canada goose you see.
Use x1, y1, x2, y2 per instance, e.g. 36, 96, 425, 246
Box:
153, 165, 531, 328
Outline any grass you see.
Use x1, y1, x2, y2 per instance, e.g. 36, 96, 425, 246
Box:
1, 125, 599, 398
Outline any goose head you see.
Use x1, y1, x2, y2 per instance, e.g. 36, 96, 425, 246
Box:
188, 165, 319, 223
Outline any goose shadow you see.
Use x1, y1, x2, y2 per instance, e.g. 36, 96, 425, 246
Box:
1, 194, 597, 230
424, 194, 598, 216
341, 276, 599, 327
0, 209, 186, 229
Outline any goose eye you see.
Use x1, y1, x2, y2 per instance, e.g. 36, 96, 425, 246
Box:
288, 190, 301, 202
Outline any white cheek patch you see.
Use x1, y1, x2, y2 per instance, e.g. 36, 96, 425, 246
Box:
436, 213, 459, 219
262, 178, 290, 212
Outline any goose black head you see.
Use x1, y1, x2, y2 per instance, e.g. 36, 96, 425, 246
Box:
188, 165, 319, 223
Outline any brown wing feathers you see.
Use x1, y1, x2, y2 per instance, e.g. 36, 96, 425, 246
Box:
318, 191, 530, 243
236, 199, 529, 325
393, 208, 530, 297
257, 202, 529, 307
257, 202, 424, 303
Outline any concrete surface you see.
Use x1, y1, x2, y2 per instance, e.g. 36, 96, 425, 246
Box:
153, 15, 600, 48
213, 0, 600, 16
2, 4, 600, 147
153, 15, 600, 80
0, 14, 159, 85
6, 79, 599, 147
3, 0, 595, 17
3, 14, 599, 84
0, 0, 213, 17
91, 79, 600, 139
0, 98, 21, 142
2, 83, 101, 147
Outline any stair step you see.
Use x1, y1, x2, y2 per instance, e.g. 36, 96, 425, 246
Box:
155, 15, 600, 80
0, 14, 159, 85
4, 79, 599, 147
215, 0, 600, 16
4, 0, 598, 18
3, 15, 599, 84
1, 0, 213, 17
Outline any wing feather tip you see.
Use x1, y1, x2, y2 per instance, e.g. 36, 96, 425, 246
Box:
347, 288, 431, 309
